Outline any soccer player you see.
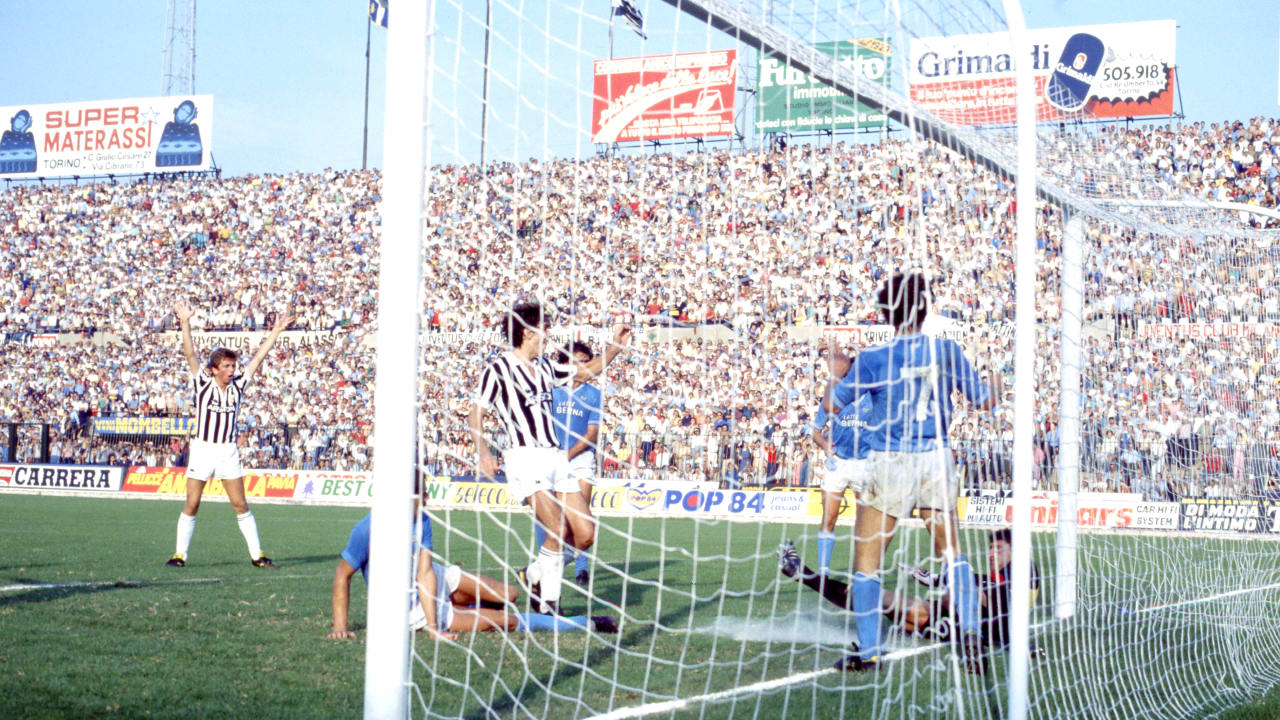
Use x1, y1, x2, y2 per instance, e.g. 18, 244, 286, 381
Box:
822, 272, 1003, 673
810, 386, 872, 579
469, 302, 630, 615
166, 300, 293, 569
777, 529, 1039, 651
531, 341, 603, 588
327, 508, 619, 640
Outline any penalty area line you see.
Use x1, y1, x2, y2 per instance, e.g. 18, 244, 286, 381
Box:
587, 668, 836, 720
0, 577, 222, 592
590, 620, 1069, 720
1135, 581, 1280, 615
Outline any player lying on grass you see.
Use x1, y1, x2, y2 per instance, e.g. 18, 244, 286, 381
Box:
778, 528, 1039, 653
821, 272, 1003, 674
327, 508, 619, 640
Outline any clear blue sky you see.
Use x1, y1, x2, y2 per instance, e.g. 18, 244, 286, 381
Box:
2, 1, 1276, 177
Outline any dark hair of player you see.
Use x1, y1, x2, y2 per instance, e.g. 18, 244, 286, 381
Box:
505, 302, 546, 348
554, 341, 593, 365
208, 347, 238, 369
989, 528, 1013, 547
876, 272, 931, 330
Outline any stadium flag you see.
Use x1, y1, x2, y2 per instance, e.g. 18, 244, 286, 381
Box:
369, 0, 388, 28
612, 0, 646, 40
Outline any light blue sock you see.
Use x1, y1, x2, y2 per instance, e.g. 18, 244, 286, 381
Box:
851, 572, 882, 660
816, 531, 836, 576
562, 546, 576, 566
515, 613, 590, 632
575, 547, 590, 575
947, 557, 980, 634
534, 524, 547, 554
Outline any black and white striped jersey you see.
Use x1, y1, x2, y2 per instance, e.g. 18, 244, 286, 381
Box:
476, 351, 574, 449
190, 370, 248, 444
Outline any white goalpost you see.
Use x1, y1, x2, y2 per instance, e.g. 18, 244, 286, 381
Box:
365, 0, 431, 717
363, 1, 1280, 718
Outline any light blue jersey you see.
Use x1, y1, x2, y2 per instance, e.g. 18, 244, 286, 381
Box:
342, 511, 448, 630
551, 383, 602, 451
812, 394, 872, 460
830, 333, 989, 452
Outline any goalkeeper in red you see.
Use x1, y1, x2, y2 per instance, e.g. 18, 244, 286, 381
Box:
822, 272, 1003, 673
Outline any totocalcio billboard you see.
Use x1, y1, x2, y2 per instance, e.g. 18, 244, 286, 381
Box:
908, 20, 1175, 125
0, 95, 214, 178
756, 39, 891, 133
591, 51, 737, 144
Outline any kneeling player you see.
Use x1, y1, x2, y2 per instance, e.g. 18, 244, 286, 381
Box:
327, 509, 619, 640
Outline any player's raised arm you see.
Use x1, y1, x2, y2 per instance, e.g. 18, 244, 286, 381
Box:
242, 308, 295, 382
327, 558, 359, 639
572, 325, 632, 382
173, 300, 201, 377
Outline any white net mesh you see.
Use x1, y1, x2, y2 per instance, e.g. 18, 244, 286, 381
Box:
378, 1, 1280, 718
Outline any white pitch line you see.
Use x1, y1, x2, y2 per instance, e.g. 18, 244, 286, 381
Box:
0, 578, 221, 592
1134, 581, 1280, 615
588, 668, 837, 720
0, 573, 324, 593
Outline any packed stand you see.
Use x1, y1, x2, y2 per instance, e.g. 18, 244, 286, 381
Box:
3, 119, 1280, 501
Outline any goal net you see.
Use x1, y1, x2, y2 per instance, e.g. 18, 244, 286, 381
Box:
364, 0, 1280, 718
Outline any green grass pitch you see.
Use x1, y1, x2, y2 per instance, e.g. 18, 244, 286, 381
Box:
2, 494, 1280, 719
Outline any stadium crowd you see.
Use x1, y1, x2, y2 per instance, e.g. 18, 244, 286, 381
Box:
2, 117, 1279, 501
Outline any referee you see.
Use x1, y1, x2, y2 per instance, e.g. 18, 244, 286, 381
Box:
469, 302, 630, 614
166, 300, 293, 569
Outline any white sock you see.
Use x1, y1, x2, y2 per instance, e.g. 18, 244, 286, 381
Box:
175, 512, 196, 558
538, 547, 563, 606
236, 511, 263, 560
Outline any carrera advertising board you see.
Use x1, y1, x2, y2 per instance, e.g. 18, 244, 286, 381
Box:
909, 20, 1175, 124
0, 95, 214, 177
591, 51, 737, 144
0, 464, 124, 492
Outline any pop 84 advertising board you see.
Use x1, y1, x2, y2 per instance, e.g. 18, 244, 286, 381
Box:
0, 95, 214, 178
908, 20, 1174, 125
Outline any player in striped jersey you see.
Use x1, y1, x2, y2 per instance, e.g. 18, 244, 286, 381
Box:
166, 300, 294, 569
823, 273, 1003, 674
469, 303, 629, 615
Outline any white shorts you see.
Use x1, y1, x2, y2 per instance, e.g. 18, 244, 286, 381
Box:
821, 455, 868, 495
563, 451, 595, 489
503, 446, 568, 502
411, 562, 462, 632
860, 449, 956, 519
186, 439, 244, 482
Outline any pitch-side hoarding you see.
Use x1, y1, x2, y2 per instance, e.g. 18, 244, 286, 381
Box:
591, 51, 737, 144
756, 39, 891, 133
0, 95, 214, 178
909, 20, 1175, 124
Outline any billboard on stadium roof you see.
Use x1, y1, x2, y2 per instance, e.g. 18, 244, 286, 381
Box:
0, 95, 214, 178
755, 39, 891, 134
591, 51, 737, 144
909, 20, 1175, 125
